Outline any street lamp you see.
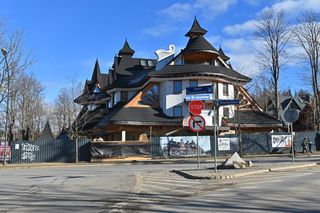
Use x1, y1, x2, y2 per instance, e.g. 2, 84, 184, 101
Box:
1, 48, 10, 166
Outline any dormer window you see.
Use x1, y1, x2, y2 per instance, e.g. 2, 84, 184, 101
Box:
88, 104, 97, 111
120, 91, 128, 102
140, 60, 147, 66
147, 60, 154, 66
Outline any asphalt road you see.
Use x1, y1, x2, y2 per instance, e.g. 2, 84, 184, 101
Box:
130, 165, 320, 213
0, 156, 319, 212
0, 162, 202, 212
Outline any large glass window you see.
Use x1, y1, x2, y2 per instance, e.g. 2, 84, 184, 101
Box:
223, 107, 229, 118
173, 106, 182, 117
223, 83, 229, 96
173, 80, 182, 94
189, 80, 198, 87
120, 91, 128, 102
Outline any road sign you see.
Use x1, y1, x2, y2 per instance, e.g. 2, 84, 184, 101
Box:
189, 100, 204, 115
214, 99, 240, 107
186, 85, 214, 101
188, 115, 206, 132
185, 93, 213, 101
186, 85, 213, 94
284, 108, 299, 123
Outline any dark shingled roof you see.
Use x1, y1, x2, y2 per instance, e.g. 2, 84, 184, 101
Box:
74, 93, 110, 105
183, 36, 219, 55
91, 59, 108, 88
185, 17, 207, 37
149, 64, 251, 82
106, 56, 156, 89
56, 128, 70, 140
94, 102, 127, 130
118, 40, 135, 56
38, 121, 55, 140
224, 110, 283, 127
219, 47, 230, 61
109, 107, 182, 126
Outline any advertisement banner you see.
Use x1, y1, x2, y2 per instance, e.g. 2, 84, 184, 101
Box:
271, 135, 292, 148
218, 138, 230, 150
160, 136, 211, 157
0, 142, 11, 162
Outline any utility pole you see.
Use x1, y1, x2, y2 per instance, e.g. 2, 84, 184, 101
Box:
1, 48, 10, 166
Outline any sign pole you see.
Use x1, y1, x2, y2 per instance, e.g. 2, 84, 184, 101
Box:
291, 123, 294, 163
214, 106, 218, 173
197, 132, 200, 169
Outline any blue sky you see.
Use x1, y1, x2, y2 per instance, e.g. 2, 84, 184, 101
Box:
1, 0, 320, 102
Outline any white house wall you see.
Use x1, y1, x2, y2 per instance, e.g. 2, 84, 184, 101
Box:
161, 79, 236, 125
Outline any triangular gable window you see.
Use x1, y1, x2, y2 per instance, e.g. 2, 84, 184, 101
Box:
94, 86, 101, 94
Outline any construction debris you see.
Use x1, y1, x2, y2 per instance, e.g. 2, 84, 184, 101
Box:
218, 152, 253, 169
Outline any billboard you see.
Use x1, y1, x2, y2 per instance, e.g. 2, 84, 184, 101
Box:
271, 135, 292, 148
160, 136, 211, 157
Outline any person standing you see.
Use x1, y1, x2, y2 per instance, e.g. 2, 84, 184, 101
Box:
301, 138, 308, 154
308, 139, 313, 153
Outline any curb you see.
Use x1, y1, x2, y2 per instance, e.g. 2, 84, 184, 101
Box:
173, 162, 318, 180
171, 169, 211, 180
269, 162, 318, 172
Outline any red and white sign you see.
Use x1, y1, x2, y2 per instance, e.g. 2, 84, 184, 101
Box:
0, 145, 11, 162
188, 100, 204, 115
188, 115, 206, 132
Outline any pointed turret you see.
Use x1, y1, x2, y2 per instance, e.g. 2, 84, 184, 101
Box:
183, 18, 218, 56
91, 59, 101, 82
219, 47, 230, 61
38, 120, 55, 140
185, 17, 207, 37
118, 39, 135, 56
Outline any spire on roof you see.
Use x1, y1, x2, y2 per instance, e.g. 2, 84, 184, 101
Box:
118, 39, 135, 56
91, 59, 101, 82
38, 120, 55, 140
185, 17, 207, 37
219, 47, 230, 61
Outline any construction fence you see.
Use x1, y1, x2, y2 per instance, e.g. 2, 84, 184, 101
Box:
150, 131, 320, 158
3, 139, 91, 164
1, 131, 320, 163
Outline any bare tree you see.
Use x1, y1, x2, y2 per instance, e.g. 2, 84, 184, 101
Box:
254, 9, 291, 120
0, 20, 33, 136
52, 81, 82, 131
292, 10, 320, 130
8, 73, 46, 140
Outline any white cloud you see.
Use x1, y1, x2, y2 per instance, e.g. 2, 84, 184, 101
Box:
262, 0, 320, 18
145, 0, 237, 37
222, 38, 262, 76
159, 0, 237, 21
206, 35, 222, 46
159, 3, 193, 22
223, 20, 258, 35
194, 0, 237, 19
142, 24, 178, 37
244, 0, 261, 6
